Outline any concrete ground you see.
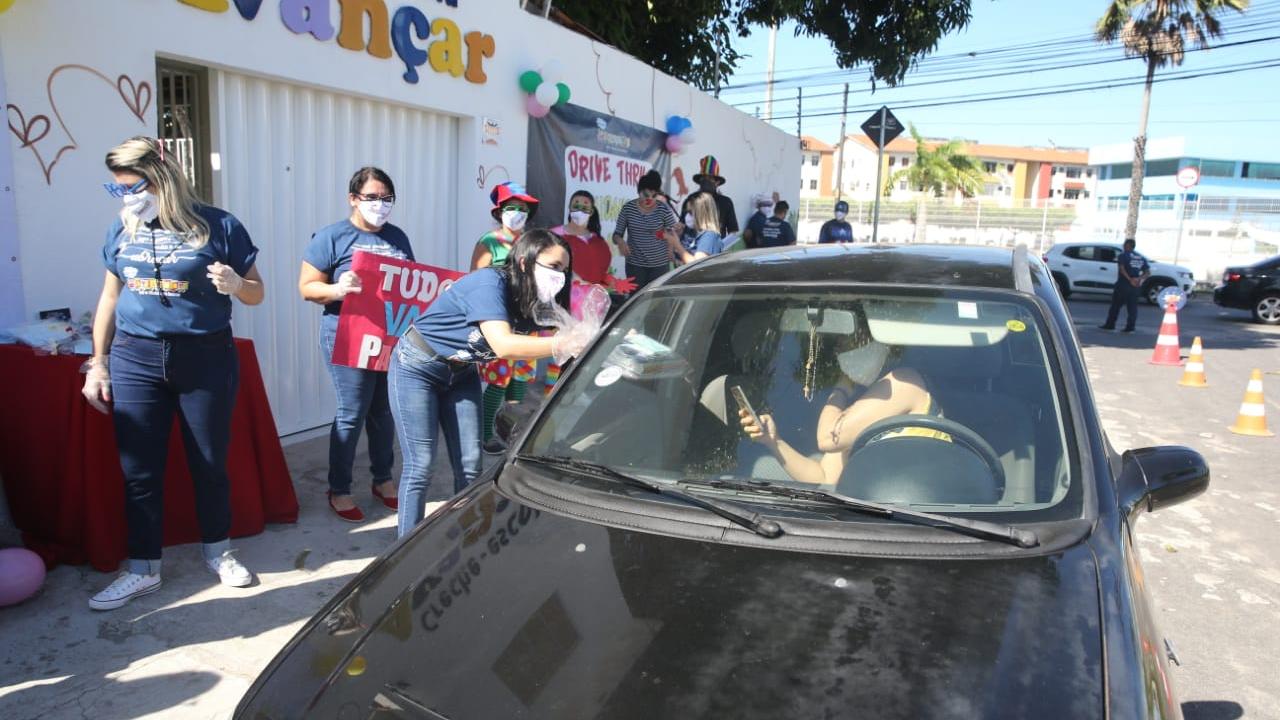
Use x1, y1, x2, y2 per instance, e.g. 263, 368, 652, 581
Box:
1071, 293, 1280, 720
1, 294, 1278, 719
0, 430, 465, 720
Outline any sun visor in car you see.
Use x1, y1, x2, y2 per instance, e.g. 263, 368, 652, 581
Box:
865, 300, 1014, 347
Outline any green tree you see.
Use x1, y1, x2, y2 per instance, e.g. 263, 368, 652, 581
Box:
551, 1, 973, 91
884, 124, 987, 242
1096, 0, 1249, 241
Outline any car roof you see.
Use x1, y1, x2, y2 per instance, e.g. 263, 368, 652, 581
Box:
662, 243, 1025, 291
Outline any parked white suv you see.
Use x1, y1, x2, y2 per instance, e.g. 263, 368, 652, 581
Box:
1043, 241, 1195, 305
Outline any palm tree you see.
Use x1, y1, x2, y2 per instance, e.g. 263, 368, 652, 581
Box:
1096, 0, 1249, 241
885, 124, 987, 242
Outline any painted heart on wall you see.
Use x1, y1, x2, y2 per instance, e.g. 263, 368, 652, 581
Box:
6, 64, 152, 185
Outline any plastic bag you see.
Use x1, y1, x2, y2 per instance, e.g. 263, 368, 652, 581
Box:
536, 283, 610, 365
5, 321, 78, 355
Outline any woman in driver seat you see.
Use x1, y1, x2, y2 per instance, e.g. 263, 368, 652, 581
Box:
740, 310, 947, 487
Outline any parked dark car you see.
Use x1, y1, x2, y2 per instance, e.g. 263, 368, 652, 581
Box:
1214, 255, 1280, 324
236, 244, 1208, 720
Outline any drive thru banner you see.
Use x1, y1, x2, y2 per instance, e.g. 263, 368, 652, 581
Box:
526, 103, 671, 274
332, 251, 465, 371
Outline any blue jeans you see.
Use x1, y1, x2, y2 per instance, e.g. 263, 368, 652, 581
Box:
319, 314, 396, 495
388, 339, 482, 537
110, 329, 238, 576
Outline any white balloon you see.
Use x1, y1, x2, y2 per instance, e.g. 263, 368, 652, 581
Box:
541, 59, 565, 84
679, 127, 697, 145
534, 81, 560, 108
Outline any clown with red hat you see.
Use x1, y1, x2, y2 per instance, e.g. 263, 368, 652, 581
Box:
472, 181, 541, 452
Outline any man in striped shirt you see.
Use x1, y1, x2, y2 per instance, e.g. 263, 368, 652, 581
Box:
612, 169, 679, 290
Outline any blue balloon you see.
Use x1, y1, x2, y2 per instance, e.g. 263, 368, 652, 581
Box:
665, 116, 683, 134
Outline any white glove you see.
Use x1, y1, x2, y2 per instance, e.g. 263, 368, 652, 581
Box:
206, 262, 244, 295
335, 270, 363, 297
551, 324, 593, 365
81, 359, 111, 414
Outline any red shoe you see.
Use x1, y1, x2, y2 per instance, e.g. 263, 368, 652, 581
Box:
327, 492, 365, 523
372, 484, 399, 510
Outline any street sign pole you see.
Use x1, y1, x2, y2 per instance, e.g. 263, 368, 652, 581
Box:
871, 107, 886, 243
1173, 166, 1200, 266
1174, 190, 1187, 265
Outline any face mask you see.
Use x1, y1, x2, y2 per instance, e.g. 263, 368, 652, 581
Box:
533, 263, 566, 303
837, 340, 890, 386
122, 191, 158, 223
502, 209, 528, 232
569, 210, 590, 227
358, 199, 393, 227
759, 204, 773, 216
684, 213, 694, 228
835, 211, 847, 221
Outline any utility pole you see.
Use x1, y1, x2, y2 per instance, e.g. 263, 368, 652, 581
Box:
796, 88, 802, 139
764, 23, 777, 121
833, 83, 850, 202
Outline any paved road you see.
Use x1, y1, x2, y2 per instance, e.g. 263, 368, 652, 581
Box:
1068, 293, 1280, 720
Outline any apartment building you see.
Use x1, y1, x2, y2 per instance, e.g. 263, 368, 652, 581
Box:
828, 135, 1095, 207
800, 135, 836, 198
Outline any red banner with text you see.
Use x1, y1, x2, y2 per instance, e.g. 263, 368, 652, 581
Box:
333, 251, 466, 371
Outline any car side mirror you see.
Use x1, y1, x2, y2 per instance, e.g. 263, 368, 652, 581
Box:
493, 400, 541, 451
1117, 446, 1209, 517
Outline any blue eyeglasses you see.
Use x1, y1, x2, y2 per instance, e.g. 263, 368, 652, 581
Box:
103, 178, 148, 197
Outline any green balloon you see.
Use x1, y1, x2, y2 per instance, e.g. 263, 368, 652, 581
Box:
556, 83, 571, 106
519, 70, 542, 94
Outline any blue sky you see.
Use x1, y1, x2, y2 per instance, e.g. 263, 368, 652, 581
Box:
719, 0, 1280, 160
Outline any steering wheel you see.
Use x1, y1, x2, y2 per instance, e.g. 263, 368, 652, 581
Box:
849, 414, 1006, 490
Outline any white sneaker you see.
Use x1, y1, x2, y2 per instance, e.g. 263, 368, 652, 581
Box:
89, 571, 162, 611
206, 550, 253, 588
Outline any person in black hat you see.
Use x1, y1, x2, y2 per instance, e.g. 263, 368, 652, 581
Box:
818, 200, 854, 244
680, 155, 738, 238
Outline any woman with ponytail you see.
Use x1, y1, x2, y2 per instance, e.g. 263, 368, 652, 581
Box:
83, 136, 264, 610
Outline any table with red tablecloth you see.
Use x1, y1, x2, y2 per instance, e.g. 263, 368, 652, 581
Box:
0, 339, 298, 571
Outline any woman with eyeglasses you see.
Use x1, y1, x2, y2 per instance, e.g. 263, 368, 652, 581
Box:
390, 229, 582, 537
299, 167, 413, 522
83, 136, 264, 611
471, 182, 540, 453
611, 169, 679, 290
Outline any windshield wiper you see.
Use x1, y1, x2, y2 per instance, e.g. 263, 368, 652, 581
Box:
515, 454, 783, 538
683, 479, 1039, 549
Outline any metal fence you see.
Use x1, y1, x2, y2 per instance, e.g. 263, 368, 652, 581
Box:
795, 195, 1280, 288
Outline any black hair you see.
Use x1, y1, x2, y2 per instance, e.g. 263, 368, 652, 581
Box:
775, 200, 790, 214
1123, 238, 1136, 248
567, 190, 603, 235
503, 228, 572, 324
637, 169, 662, 194
348, 166, 396, 197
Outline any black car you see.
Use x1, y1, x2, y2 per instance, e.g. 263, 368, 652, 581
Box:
237, 245, 1207, 719
1214, 255, 1280, 324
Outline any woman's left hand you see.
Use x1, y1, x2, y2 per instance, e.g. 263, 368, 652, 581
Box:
207, 262, 245, 295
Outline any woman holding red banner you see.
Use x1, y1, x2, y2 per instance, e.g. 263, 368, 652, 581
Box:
471, 182, 540, 454
390, 229, 584, 537
299, 167, 414, 523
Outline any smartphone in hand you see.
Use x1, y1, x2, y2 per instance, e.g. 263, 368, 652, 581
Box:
730, 385, 763, 429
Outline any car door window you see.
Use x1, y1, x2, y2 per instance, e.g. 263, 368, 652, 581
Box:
1095, 247, 1118, 263
1063, 247, 1084, 260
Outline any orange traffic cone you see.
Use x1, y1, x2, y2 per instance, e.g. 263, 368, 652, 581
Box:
1178, 336, 1208, 387
1229, 369, 1274, 437
1149, 298, 1183, 366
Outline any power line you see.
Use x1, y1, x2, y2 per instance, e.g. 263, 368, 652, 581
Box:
762, 58, 1280, 122
730, 34, 1280, 109
720, 7, 1280, 96
725, 28, 1280, 107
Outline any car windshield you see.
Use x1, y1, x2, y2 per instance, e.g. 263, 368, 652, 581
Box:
522, 286, 1081, 523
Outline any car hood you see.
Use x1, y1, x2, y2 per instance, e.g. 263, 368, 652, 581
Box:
239, 486, 1104, 719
